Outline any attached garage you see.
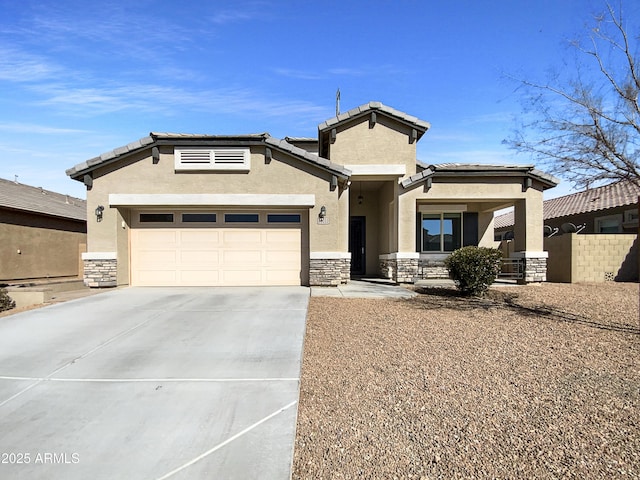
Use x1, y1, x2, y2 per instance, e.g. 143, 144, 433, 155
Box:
130, 210, 304, 286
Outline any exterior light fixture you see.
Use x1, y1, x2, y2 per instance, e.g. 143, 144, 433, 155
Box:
319, 206, 327, 218
95, 205, 104, 222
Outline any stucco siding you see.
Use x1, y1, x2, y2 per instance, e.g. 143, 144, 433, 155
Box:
83, 145, 347, 285
87, 145, 344, 256
329, 116, 417, 175
0, 214, 86, 281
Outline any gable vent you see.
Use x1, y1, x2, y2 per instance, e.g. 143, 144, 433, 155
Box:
214, 149, 246, 165
175, 147, 250, 171
179, 149, 212, 165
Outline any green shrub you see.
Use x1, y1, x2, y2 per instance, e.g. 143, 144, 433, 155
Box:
0, 288, 16, 312
444, 246, 503, 297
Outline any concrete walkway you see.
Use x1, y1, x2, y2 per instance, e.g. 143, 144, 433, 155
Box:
311, 279, 417, 299
0, 287, 308, 480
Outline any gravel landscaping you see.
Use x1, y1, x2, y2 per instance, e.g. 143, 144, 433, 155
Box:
293, 282, 640, 479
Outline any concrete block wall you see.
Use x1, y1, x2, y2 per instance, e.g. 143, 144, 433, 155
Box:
574, 234, 637, 282
545, 233, 638, 283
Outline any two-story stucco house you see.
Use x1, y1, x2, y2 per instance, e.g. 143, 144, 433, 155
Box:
66, 102, 558, 288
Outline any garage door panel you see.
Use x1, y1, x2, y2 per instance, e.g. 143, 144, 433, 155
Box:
179, 270, 220, 285
265, 250, 300, 265
137, 230, 179, 246
180, 230, 220, 245
222, 269, 263, 285
222, 230, 262, 245
222, 250, 262, 264
136, 270, 178, 285
138, 250, 177, 265
131, 221, 302, 286
265, 270, 300, 285
265, 230, 300, 243
180, 250, 219, 265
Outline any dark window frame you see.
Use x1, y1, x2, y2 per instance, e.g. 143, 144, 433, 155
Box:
267, 213, 301, 223
139, 213, 174, 223
224, 213, 260, 223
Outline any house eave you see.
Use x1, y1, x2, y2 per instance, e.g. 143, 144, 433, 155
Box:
67, 133, 350, 182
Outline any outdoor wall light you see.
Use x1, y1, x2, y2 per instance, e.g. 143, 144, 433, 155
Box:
319, 206, 327, 218
95, 205, 104, 222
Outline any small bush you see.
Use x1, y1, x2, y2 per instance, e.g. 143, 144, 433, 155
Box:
0, 288, 16, 312
444, 246, 503, 297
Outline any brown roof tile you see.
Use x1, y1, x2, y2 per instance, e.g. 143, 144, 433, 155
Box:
0, 177, 86, 221
494, 180, 640, 229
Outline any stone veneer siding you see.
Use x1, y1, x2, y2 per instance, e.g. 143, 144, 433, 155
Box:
521, 256, 547, 283
380, 256, 419, 283
418, 258, 450, 279
309, 258, 350, 286
83, 257, 117, 288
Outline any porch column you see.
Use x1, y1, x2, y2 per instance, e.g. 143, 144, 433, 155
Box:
379, 253, 419, 283
513, 190, 547, 283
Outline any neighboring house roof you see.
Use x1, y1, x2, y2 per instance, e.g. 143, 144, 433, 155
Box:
0, 177, 86, 221
402, 163, 559, 190
494, 180, 640, 229
66, 133, 350, 180
318, 101, 431, 139
284, 136, 317, 143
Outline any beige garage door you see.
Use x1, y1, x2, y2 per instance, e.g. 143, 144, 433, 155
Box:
130, 212, 302, 286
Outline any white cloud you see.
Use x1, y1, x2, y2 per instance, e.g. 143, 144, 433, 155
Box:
0, 123, 89, 135
0, 47, 61, 82
32, 81, 330, 120
273, 68, 324, 80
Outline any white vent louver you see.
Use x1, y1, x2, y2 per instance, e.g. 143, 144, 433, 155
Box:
179, 149, 212, 165
175, 148, 250, 171
214, 149, 246, 165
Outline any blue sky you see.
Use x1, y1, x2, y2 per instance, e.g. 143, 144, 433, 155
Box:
0, 0, 629, 200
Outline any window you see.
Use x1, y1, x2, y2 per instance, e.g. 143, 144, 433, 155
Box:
175, 147, 250, 171
224, 213, 259, 223
267, 214, 301, 223
421, 213, 462, 252
140, 213, 174, 223
595, 215, 622, 233
624, 209, 638, 227
182, 213, 217, 223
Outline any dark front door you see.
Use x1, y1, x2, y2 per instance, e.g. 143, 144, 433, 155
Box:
349, 216, 366, 276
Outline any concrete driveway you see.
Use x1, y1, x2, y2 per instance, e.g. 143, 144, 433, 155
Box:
0, 286, 309, 480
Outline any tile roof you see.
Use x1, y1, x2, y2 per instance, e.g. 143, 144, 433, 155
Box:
66, 133, 349, 180
284, 136, 317, 143
264, 137, 350, 177
494, 180, 640, 229
0, 177, 86, 221
318, 101, 431, 134
494, 211, 515, 229
401, 163, 559, 189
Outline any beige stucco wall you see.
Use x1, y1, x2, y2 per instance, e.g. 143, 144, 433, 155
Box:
328, 116, 418, 175
0, 212, 86, 281
543, 235, 573, 283
84, 145, 346, 285
544, 233, 638, 282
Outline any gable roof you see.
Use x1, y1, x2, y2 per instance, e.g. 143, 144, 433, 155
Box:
318, 101, 431, 139
494, 180, 640, 229
0, 177, 86, 221
402, 163, 559, 190
66, 133, 350, 180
